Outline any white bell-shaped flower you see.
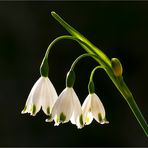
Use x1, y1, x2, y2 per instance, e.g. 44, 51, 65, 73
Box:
21, 76, 58, 116
82, 93, 109, 125
46, 87, 83, 128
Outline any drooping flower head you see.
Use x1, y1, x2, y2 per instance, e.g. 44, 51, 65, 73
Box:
21, 76, 58, 116
82, 92, 109, 125
82, 68, 109, 125
22, 55, 58, 116
22, 69, 58, 116
46, 70, 83, 129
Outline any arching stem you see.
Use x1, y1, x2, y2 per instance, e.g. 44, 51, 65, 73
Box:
51, 11, 148, 137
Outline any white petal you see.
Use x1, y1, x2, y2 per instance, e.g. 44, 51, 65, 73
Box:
52, 87, 73, 125
21, 92, 32, 114
21, 77, 43, 115
91, 93, 107, 124
42, 77, 58, 115
30, 77, 45, 115
82, 94, 93, 125
70, 88, 83, 128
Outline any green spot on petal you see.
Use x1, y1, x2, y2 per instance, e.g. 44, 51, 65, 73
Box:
30, 104, 36, 115
79, 114, 83, 126
60, 112, 66, 122
47, 107, 50, 115
56, 116, 59, 124
98, 113, 103, 122
86, 117, 90, 123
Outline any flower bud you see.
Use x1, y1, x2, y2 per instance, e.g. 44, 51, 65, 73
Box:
111, 58, 123, 77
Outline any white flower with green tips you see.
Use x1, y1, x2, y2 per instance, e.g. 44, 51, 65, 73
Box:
46, 70, 83, 128
46, 87, 83, 129
82, 93, 109, 125
21, 76, 58, 116
81, 66, 109, 125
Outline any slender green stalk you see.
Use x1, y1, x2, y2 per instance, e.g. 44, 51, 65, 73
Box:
44, 35, 75, 59
67, 53, 99, 88
51, 12, 111, 68
69, 53, 98, 71
89, 66, 104, 82
51, 11, 148, 136
40, 35, 98, 76
66, 53, 91, 88
40, 35, 75, 76
88, 66, 103, 94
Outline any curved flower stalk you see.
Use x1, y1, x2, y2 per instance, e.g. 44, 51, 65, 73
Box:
46, 70, 83, 129
22, 35, 59, 116
50, 11, 148, 136
21, 76, 58, 116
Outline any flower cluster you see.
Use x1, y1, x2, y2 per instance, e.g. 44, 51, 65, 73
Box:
21, 12, 109, 129
21, 11, 148, 137
22, 68, 109, 129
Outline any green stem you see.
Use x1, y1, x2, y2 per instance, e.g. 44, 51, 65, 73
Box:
70, 53, 94, 71
44, 35, 75, 59
40, 35, 75, 76
66, 53, 90, 88
89, 65, 103, 82
51, 11, 148, 136
51, 11, 111, 67
107, 70, 148, 137
88, 66, 103, 94
66, 53, 98, 87
40, 35, 97, 76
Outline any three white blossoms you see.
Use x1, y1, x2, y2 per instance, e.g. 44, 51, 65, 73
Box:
21, 72, 109, 129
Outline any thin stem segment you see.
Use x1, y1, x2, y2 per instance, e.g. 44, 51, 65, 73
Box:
66, 53, 98, 87
40, 35, 76, 77
44, 35, 75, 59
88, 66, 103, 94
70, 53, 93, 71
89, 66, 104, 82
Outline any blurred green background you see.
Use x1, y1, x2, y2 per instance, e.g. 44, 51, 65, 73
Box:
0, 1, 148, 146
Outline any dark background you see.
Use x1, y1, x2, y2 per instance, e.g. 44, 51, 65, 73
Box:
0, 1, 148, 146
